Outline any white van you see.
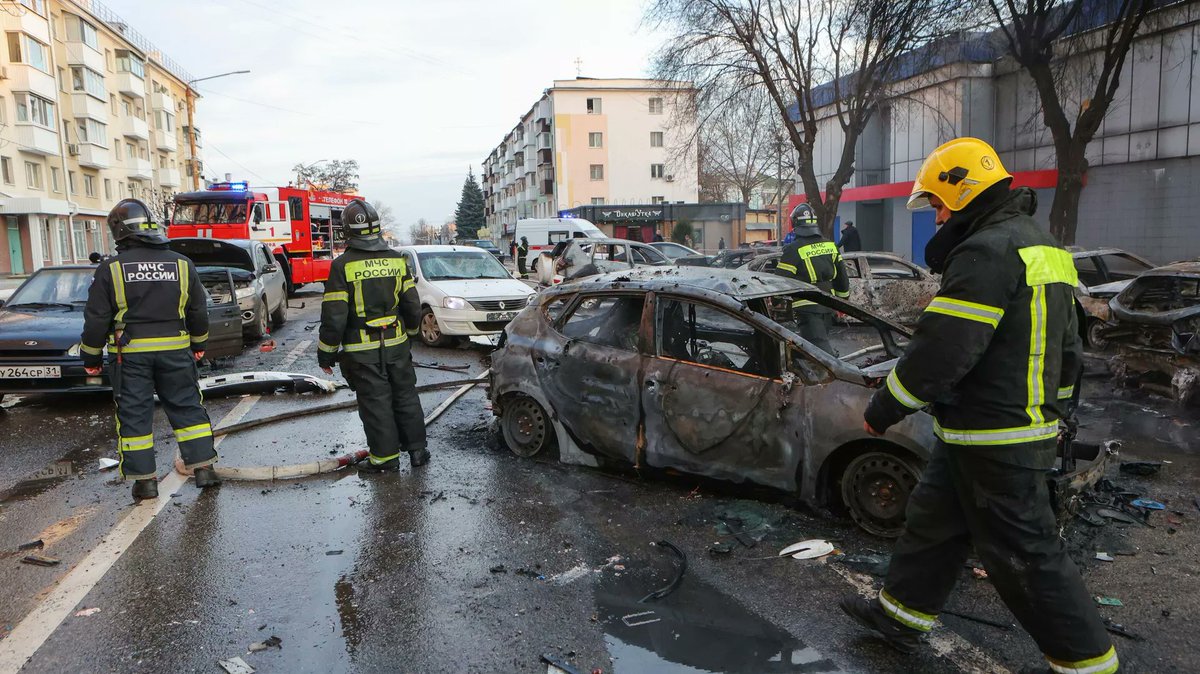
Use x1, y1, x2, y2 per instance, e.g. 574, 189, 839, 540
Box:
514, 218, 604, 271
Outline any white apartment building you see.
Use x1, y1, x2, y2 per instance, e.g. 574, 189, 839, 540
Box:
0, 0, 203, 278
482, 78, 699, 240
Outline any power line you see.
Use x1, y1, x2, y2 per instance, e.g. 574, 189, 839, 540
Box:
204, 141, 275, 184
195, 86, 386, 126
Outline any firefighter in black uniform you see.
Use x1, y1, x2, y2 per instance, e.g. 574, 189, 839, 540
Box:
80, 199, 218, 500
841, 138, 1117, 673
773, 203, 850, 355
516, 236, 530, 278
318, 199, 427, 471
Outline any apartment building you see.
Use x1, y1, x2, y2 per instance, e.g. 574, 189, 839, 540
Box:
0, 0, 203, 278
790, 0, 1200, 265
482, 78, 699, 241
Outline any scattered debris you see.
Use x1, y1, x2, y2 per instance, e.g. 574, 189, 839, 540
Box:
73, 607, 101, 617
941, 609, 1013, 630
835, 553, 891, 576
778, 539, 834, 560
1095, 552, 1115, 562
21, 554, 60, 567
17, 540, 44, 551
972, 567, 990, 580
217, 656, 255, 674
325, 550, 343, 556
1095, 596, 1124, 607
1131, 499, 1165, 510
258, 340, 276, 353
490, 564, 508, 574
98, 458, 119, 471
1119, 461, 1163, 476
413, 361, 470, 372
541, 653, 584, 674
1103, 618, 1144, 641
1096, 508, 1140, 525
620, 610, 661, 627
247, 636, 282, 652
639, 541, 687, 603
707, 541, 734, 555
197, 371, 342, 398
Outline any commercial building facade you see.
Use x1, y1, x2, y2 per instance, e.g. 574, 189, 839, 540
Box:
0, 0, 202, 278
790, 0, 1200, 266
482, 78, 699, 244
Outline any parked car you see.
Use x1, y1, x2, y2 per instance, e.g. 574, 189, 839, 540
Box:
649, 241, 703, 261
537, 237, 672, 286
1102, 260, 1200, 404
514, 218, 606, 272
490, 267, 1109, 536
397, 245, 536, 347
169, 238, 288, 340
460, 239, 506, 262
0, 264, 242, 406
741, 251, 939, 324
677, 247, 778, 269
1069, 248, 1155, 348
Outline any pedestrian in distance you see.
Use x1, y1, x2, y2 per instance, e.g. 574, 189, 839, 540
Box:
839, 220, 862, 252
772, 203, 850, 355
80, 199, 219, 500
318, 200, 428, 472
844, 137, 1117, 674
516, 236, 530, 278
718, 237, 726, 250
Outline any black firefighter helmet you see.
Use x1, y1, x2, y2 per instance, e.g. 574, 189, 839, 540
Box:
108, 198, 167, 244
341, 199, 381, 240
790, 202, 819, 234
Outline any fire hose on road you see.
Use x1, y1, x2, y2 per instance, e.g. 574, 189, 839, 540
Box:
173, 371, 489, 481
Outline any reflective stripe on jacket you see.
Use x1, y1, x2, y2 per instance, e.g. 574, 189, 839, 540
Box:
775, 233, 851, 299
318, 246, 421, 366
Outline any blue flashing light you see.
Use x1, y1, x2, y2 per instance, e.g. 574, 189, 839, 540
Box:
211, 181, 250, 191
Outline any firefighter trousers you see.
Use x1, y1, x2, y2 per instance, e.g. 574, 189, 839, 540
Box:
341, 341, 427, 465
112, 348, 216, 480
793, 306, 835, 356
881, 440, 1116, 671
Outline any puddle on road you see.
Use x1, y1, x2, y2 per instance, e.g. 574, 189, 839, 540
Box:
594, 560, 846, 673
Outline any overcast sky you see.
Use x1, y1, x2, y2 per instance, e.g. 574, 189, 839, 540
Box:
103, 0, 665, 227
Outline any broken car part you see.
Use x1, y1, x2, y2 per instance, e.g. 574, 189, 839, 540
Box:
21, 555, 60, 567
778, 539, 835, 560
540, 653, 584, 674
196, 371, 343, 398
639, 541, 687, 603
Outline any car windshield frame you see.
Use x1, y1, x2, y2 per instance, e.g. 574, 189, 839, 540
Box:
5, 268, 94, 308
172, 200, 250, 225
415, 250, 511, 281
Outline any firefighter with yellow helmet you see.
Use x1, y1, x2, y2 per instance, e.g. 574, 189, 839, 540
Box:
841, 138, 1117, 674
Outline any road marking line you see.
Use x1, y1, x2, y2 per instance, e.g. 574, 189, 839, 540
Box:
827, 563, 1012, 674
277, 339, 311, 369
0, 397, 259, 674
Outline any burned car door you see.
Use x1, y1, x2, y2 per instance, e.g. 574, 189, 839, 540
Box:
640, 295, 800, 491
859, 255, 936, 324
202, 269, 243, 359
531, 292, 646, 463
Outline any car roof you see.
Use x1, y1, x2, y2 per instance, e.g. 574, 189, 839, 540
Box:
35, 265, 97, 271
1141, 260, 1200, 276
1069, 247, 1133, 258
401, 245, 493, 253
567, 237, 656, 247
567, 266, 814, 300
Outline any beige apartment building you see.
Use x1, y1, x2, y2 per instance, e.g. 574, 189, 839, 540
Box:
482, 78, 699, 240
0, 0, 203, 278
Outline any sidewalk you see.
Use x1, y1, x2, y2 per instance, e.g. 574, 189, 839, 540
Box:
0, 277, 26, 301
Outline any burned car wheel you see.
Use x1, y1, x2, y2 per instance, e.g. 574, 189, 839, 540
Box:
841, 450, 922, 538
1087, 318, 1109, 350
501, 395, 555, 458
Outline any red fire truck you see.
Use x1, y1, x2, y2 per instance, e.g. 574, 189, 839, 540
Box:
168, 181, 362, 292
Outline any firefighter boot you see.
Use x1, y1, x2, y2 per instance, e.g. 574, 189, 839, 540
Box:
132, 479, 159, 501
193, 467, 221, 489
839, 595, 924, 654
358, 457, 401, 473
409, 449, 430, 468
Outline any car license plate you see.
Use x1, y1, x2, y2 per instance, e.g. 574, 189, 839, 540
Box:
485, 311, 518, 322
0, 365, 61, 379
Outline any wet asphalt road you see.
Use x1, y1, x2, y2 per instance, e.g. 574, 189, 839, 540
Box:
0, 288, 1198, 673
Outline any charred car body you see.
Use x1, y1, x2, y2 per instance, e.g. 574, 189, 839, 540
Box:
537, 237, 673, 287
490, 267, 1109, 536
1069, 248, 1155, 348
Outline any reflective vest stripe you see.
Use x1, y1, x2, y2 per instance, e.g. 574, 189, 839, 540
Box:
323, 291, 348, 303
318, 340, 340, 353
110, 260, 128, 323
174, 423, 213, 443
878, 589, 936, 632
176, 259, 188, 319
1027, 285, 1047, 425
81, 344, 104, 355
342, 331, 408, 352
924, 297, 1005, 328
1046, 645, 1119, 674
190, 332, 208, 344
369, 451, 401, 464
832, 288, 850, 298
933, 419, 1058, 446
1057, 385, 1074, 400
119, 334, 192, 353
353, 280, 366, 317
119, 434, 154, 451
777, 262, 799, 275
887, 371, 926, 410
1019, 245, 1080, 287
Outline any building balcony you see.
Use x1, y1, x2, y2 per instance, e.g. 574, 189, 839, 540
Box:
120, 116, 149, 140
537, 132, 552, 150
113, 71, 146, 98
183, 126, 202, 149
541, 180, 554, 195
71, 93, 108, 121
154, 129, 177, 153
14, 124, 59, 156
150, 91, 173, 112
6, 64, 57, 101
155, 167, 181, 188
64, 42, 106, 72
537, 148, 553, 166
126, 157, 153, 181
73, 143, 110, 169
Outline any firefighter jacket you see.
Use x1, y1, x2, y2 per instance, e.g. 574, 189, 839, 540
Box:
318, 243, 421, 368
775, 232, 851, 301
865, 187, 1082, 453
80, 242, 210, 368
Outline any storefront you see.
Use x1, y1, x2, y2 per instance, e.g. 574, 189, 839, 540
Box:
558, 202, 746, 253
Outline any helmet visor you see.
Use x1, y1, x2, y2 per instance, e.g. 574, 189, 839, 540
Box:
906, 191, 932, 211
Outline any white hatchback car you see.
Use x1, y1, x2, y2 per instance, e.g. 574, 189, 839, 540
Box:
397, 245, 536, 347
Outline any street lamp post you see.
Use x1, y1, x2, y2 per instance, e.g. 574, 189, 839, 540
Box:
185, 70, 250, 189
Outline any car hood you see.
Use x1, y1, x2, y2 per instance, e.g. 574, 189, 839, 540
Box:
426, 278, 533, 299
169, 239, 254, 272
1083, 279, 1131, 297
0, 308, 84, 350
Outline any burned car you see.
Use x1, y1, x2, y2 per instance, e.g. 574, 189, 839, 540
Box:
1103, 260, 1200, 404
1070, 248, 1155, 348
490, 267, 1109, 536
536, 237, 672, 286
741, 251, 939, 324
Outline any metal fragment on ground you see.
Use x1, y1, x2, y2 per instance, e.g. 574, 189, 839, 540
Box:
197, 371, 342, 398
218, 656, 255, 674
779, 539, 835, 559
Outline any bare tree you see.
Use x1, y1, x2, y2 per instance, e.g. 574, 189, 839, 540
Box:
408, 218, 436, 245
698, 86, 789, 204
984, 0, 1154, 245
371, 199, 397, 233
293, 159, 360, 193
648, 0, 961, 236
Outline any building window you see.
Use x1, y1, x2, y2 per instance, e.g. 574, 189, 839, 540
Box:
104, 48, 113, 72
113, 139, 120, 155
20, 0, 45, 16
650, 131, 664, 147
57, 66, 65, 92
588, 132, 602, 148
155, 110, 175, 132
590, 164, 604, 181
1, 157, 12, 184
104, 178, 112, 199
651, 163, 665, 179
121, 98, 132, 117
586, 98, 602, 114
84, 174, 96, 197
76, 118, 107, 145
118, 181, 124, 196
15, 93, 56, 129
50, 166, 61, 192
649, 97, 664, 115
72, 222, 86, 261
115, 50, 145, 79
110, 94, 118, 115
591, 197, 605, 205
7, 32, 50, 73
68, 171, 77, 193
64, 14, 99, 51
70, 65, 106, 99
651, 196, 666, 205
25, 161, 42, 190
0, 96, 5, 124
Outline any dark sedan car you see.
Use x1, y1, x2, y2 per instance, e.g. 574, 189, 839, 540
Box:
0, 265, 242, 406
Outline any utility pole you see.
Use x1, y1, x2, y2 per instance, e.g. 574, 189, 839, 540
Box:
185, 70, 250, 189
